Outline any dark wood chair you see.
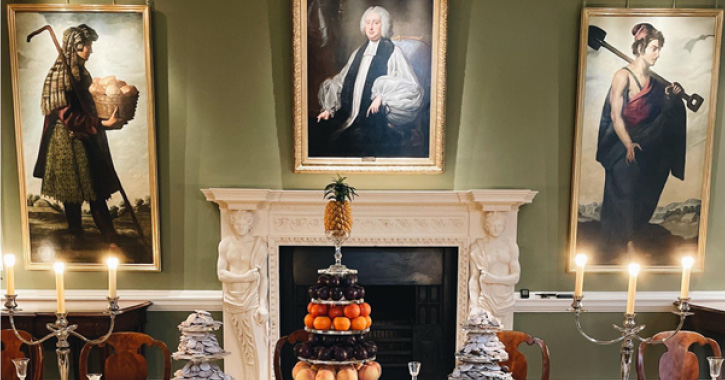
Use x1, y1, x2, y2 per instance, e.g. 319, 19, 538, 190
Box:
274, 329, 310, 380
79, 332, 171, 380
637, 330, 722, 380
497, 330, 551, 380
1, 329, 43, 380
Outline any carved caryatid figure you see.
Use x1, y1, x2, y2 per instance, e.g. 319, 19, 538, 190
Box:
217, 210, 268, 380
469, 211, 521, 327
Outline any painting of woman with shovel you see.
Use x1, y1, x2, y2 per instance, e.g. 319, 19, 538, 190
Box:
569, 9, 723, 272
7, 5, 159, 271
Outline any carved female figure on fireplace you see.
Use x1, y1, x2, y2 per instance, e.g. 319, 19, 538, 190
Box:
217, 210, 269, 380
468, 211, 521, 326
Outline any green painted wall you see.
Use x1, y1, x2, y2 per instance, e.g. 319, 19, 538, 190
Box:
2, 0, 725, 379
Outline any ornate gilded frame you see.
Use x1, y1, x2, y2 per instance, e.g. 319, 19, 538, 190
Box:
7, 4, 160, 271
292, 0, 447, 173
568, 8, 723, 273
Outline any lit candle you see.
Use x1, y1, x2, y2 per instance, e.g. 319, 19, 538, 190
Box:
54, 262, 66, 313
680, 256, 694, 299
4, 254, 16, 295
626, 263, 640, 315
574, 254, 588, 297
107, 257, 119, 299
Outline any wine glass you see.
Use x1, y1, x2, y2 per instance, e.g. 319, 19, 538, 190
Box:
408, 361, 421, 380
708, 357, 724, 380
12, 358, 30, 380
86, 374, 103, 380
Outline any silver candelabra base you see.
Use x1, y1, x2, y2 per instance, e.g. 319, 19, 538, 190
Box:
569, 295, 692, 380
3, 293, 122, 380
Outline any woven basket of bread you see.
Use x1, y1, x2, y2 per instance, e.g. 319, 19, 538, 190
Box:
89, 76, 140, 121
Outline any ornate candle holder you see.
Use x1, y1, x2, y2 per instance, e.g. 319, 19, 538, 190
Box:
3, 293, 122, 380
569, 295, 693, 380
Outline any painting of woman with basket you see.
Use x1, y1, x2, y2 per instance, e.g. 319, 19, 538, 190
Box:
7, 5, 159, 271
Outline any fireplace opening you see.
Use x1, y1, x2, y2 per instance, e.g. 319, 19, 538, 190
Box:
279, 246, 458, 380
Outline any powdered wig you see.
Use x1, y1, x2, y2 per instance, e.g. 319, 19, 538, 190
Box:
360, 6, 393, 39
631, 23, 664, 56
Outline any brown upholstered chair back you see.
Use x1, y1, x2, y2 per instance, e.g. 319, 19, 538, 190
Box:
274, 329, 310, 380
1, 329, 43, 380
79, 331, 171, 380
497, 330, 551, 380
637, 330, 722, 380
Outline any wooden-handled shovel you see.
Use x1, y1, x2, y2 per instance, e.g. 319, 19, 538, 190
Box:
588, 25, 704, 112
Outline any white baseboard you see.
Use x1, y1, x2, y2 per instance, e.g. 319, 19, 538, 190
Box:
8, 289, 724, 313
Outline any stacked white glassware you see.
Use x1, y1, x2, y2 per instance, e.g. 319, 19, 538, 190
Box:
172, 310, 234, 380
448, 311, 513, 380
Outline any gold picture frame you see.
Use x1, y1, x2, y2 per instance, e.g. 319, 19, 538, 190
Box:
7, 4, 160, 271
568, 8, 723, 272
293, 0, 447, 173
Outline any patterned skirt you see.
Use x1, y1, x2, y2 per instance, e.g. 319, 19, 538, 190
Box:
41, 121, 96, 203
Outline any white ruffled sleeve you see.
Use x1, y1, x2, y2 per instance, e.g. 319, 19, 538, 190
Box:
318, 49, 358, 116
370, 47, 424, 125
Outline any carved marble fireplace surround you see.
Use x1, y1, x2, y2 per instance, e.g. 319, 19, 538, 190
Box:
203, 188, 536, 379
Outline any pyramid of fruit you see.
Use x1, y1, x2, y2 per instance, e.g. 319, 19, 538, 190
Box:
448, 311, 512, 380
290, 177, 381, 380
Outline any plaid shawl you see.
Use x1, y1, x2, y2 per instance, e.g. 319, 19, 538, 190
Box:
41, 24, 98, 116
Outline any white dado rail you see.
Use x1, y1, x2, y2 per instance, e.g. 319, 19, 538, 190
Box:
203, 188, 536, 380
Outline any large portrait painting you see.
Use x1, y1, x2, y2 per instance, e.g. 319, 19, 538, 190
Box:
8, 4, 159, 271
569, 8, 723, 272
293, 0, 447, 173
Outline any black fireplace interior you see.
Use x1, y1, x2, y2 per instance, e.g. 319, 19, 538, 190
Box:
279, 246, 458, 380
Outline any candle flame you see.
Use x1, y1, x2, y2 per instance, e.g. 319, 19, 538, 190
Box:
682, 256, 695, 269
628, 263, 641, 276
53, 261, 65, 274
3, 254, 16, 267
107, 257, 119, 269
575, 254, 588, 267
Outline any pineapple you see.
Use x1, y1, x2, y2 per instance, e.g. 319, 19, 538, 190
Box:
323, 175, 357, 233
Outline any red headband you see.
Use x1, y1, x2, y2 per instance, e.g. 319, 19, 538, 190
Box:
633, 25, 648, 42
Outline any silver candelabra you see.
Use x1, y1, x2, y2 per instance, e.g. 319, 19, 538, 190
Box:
3, 293, 122, 380
569, 295, 692, 380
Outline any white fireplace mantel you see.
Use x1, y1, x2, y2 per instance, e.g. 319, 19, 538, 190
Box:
203, 188, 536, 380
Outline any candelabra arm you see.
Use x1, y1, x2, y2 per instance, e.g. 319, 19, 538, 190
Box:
641, 312, 688, 344
7, 311, 56, 345
68, 314, 116, 344
574, 311, 627, 345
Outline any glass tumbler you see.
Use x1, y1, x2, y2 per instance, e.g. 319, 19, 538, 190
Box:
12, 358, 30, 380
708, 357, 724, 380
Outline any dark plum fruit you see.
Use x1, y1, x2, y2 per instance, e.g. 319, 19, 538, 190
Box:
322, 335, 336, 347
344, 287, 358, 301
331, 287, 344, 301
353, 345, 368, 360
317, 287, 331, 300
319, 347, 333, 361
341, 275, 354, 287
344, 346, 354, 359
355, 286, 365, 299
342, 336, 356, 346
299, 343, 313, 359
334, 346, 348, 361
349, 274, 359, 284
328, 275, 340, 287
308, 285, 320, 299
311, 334, 323, 345
364, 342, 377, 356
317, 275, 330, 286
293, 343, 303, 357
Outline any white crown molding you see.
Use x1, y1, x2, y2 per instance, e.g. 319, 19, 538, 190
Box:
514, 291, 725, 312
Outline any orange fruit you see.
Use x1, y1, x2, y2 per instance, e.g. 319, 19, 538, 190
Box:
333, 317, 351, 331
313, 316, 332, 330
344, 304, 361, 319
328, 306, 343, 319
312, 304, 328, 317
307, 302, 315, 314
304, 314, 315, 328
360, 302, 371, 317
351, 316, 367, 330
365, 316, 372, 328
